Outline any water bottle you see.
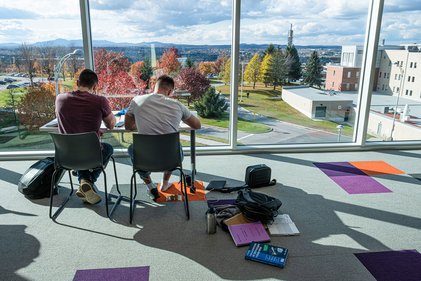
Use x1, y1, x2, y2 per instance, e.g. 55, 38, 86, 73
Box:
206, 207, 217, 234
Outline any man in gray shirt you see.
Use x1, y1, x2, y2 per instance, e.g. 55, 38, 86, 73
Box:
125, 75, 201, 201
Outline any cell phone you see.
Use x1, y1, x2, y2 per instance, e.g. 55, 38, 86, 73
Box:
206, 180, 227, 191
115, 120, 124, 127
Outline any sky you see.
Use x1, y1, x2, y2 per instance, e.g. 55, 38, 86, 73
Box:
0, 0, 420, 46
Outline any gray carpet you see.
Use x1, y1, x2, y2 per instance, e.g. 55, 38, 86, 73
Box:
1, 150, 421, 280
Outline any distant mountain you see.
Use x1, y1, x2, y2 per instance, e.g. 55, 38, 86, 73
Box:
0, 38, 341, 50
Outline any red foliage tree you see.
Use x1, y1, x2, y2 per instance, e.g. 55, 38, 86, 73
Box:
130, 61, 148, 90
94, 49, 145, 110
175, 67, 210, 105
158, 48, 181, 75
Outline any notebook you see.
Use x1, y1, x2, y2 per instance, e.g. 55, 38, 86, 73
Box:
267, 214, 300, 236
228, 221, 270, 247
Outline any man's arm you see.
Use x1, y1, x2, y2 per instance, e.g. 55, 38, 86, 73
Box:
184, 115, 201, 130
124, 113, 137, 131
103, 112, 116, 129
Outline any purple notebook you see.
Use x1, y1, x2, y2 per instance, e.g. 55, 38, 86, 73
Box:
228, 222, 270, 247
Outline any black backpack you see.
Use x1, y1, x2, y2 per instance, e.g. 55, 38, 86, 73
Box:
18, 157, 65, 199
236, 189, 282, 224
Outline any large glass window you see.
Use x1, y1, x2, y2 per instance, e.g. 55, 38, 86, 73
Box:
366, 0, 421, 142
89, 0, 232, 148
0, 1, 84, 152
234, 0, 368, 145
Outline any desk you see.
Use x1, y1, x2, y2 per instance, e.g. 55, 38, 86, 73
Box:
40, 118, 197, 191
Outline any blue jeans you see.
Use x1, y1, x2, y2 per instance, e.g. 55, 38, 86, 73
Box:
77, 142, 113, 183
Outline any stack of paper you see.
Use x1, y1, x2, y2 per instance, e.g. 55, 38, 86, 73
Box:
267, 214, 300, 236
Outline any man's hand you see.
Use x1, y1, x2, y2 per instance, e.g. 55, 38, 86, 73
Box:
184, 115, 201, 130
124, 113, 137, 131
103, 112, 116, 129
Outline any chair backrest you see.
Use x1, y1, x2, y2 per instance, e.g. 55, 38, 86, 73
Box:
50, 132, 103, 171
132, 132, 182, 172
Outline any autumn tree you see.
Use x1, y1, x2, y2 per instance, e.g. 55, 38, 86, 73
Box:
303, 50, 323, 88
158, 47, 181, 75
213, 55, 226, 76
244, 53, 261, 89
260, 53, 272, 87
198, 61, 214, 76
94, 49, 140, 110
19, 43, 36, 86
223, 58, 231, 85
175, 67, 210, 106
285, 45, 302, 82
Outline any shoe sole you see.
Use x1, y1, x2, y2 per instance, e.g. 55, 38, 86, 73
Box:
79, 182, 101, 205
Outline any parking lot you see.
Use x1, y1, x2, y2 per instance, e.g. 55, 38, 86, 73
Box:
0, 74, 44, 90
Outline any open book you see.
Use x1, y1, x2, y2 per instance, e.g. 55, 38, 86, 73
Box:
267, 214, 300, 236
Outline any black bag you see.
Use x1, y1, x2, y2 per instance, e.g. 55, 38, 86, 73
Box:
18, 157, 65, 199
245, 164, 276, 188
236, 189, 282, 223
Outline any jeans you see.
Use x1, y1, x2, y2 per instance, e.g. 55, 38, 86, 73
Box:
77, 142, 113, 183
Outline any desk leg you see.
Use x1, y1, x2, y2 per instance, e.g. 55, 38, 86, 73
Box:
190, 130, 196, 193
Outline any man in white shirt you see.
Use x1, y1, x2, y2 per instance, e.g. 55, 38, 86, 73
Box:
125, 75, 201, 201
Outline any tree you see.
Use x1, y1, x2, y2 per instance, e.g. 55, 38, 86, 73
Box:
269, 49, 288, 90
194, 87, 228, 118
304, 50, 323, 88
260, 53, 272, 87
264, 43, 276, 56
244, 53, 261, 89
66, 46, 82, 80
285, 45, 302, 82
175, 67, 210, 106
185, 57, 194, 68
223, 58, 231, 85
16, 83, 56, 131
213, 55, 226, 75
19, 43, 36, 86
198, 61, 214, 76
37, 45, 57, 81
158, 47, 181, 75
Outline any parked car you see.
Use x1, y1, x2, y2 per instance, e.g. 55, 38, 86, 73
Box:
0, 80, 6, 85
6, 84, 19, 89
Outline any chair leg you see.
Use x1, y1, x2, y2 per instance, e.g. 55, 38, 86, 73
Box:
49, 169, 73, 220
129, 173, 136, 224
103, 169, 109, 217
178, 169, 190, 220
107, 157, 123, 219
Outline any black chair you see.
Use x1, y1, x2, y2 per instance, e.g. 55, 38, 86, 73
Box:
49, 132, 121, 220
130, 132, 189, 224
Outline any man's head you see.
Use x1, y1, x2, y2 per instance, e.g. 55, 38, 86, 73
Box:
154, 75, 175, 96
77, 69, 98, 90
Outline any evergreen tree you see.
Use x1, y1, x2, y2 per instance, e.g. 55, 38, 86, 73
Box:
140, 58, 153, 83
285, 45, 301, 81
303, 51, 323, 88
244, 53, 261, 89
269, 49, 288, 90
194, 87, 228, 118
260, 53, 272, 87
186, 57, 194, 68
264, 43, 276, 56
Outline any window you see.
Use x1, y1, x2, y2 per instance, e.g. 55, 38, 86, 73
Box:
346, 83, 350, 90
406, 89, 409, 95
400, 61, 403, 67
384, 72, 386, 78
347, 71, 351, 78
333, 70, 336, 76
379, 72, 382, 78
397, 87, 400, 93
410, 62, 413, 68
382, 84, 385, 91
315, 106, 327, 118
410, 90, 413, 96
395, 73, 398, 80
356, 71, 360, 78
408, 76, 411, 82
415, 62, 417, 68
355, 83, 358, 90
412, 77, 415, 82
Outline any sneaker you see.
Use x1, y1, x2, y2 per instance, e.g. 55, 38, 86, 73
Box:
76, 179, 101, 205
147, 187, 160, 202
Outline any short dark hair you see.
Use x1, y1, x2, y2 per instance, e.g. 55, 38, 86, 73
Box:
155, 75, 175, 91
78, 69, 98, 88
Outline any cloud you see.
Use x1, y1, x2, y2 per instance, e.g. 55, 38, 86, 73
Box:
0, 7, 36, 19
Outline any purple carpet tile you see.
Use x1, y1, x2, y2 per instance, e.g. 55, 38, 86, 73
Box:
330, 174, 392, 194
355, 250, 421, 281
207, 199, 237, 208
314, 162, 367, 177
73, 266, 149, 281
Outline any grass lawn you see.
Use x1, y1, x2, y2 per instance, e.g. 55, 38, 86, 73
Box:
215, 83, 354, 136
199, 112, 271, 134
0, 88, 26, 107
61, 79, 74, 92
